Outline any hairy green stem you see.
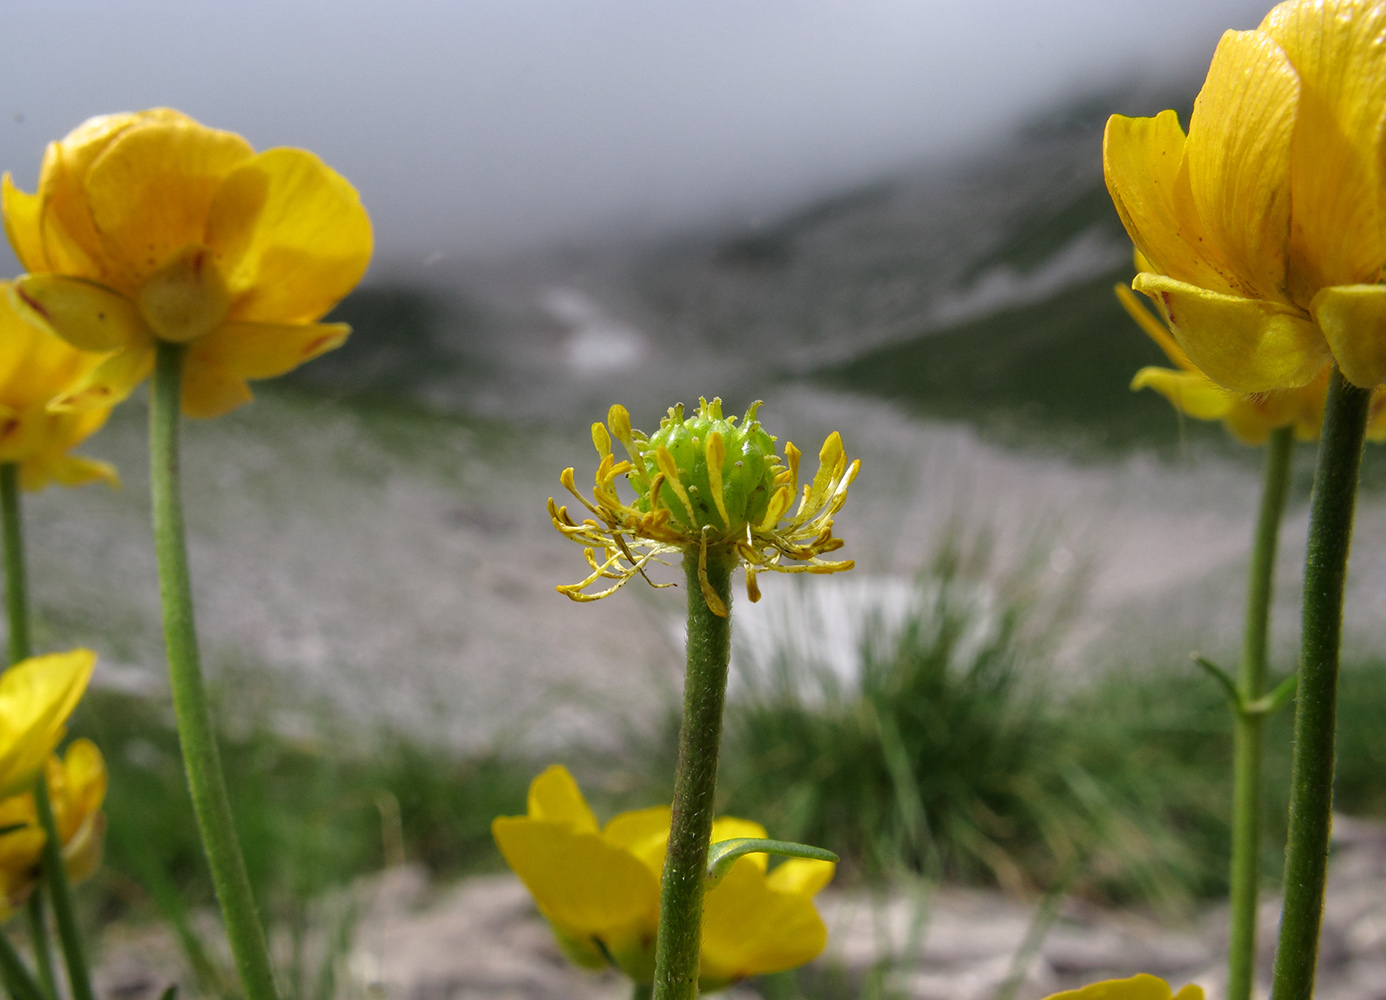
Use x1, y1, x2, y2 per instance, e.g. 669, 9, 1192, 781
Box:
1270, 368, 1371, 1000
653, 552, 734, 1000
1227, 425, 1293, 1000
151, 343, 278, 1000
1, 464, 91, 1000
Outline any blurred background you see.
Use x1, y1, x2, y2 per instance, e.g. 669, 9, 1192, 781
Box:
9, 2, 1386, 997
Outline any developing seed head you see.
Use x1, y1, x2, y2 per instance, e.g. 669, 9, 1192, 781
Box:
549, 396, 861, 615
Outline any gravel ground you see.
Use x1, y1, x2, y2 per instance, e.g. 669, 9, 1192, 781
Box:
96, 816, 1386, 1000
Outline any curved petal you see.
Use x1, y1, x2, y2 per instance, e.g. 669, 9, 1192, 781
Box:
1311, 283, 1386, 387
1262, 0, 1386, 296
1134, 272, 1328, 392
12, 274, 148, 352
2, 174, 46, 272
50, 347, 154, 413
1184, 29, 1299, 303
525, 765, 600, 832
1103, 111, 1235, 295
83, 119, 254, 291
492, 817, 658, 935
22, 454, 119, 493
208, 148, 373, 325
0, 650, 95, 797
700, 856, 828, 985
1131, 366, 1238, 421
184, 321, 348, 380
178, 363, 254, 420
1116, 283, 1194, 370
766, 857, 836, 896
603, 805, 671, 876
1040, 974, 1197, 1000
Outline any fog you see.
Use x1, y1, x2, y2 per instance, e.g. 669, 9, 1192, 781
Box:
0, 0, 1268, 268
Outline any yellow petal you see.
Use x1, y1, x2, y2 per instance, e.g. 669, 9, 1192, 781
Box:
765, 857, 835, 896
526, 765, 599, 832
207, 148, 373, 325
603, 805, 671, 876
178, 363, 254, 421
1103, 111, 1235, 295
1040, 974, 1199, 1000
50, 347, 154, 413
1183, 29, 1298, 303
2, 174, 46, 272
185, 321, 349, 380
1116, 282, 1194, 370
492, 816, 658, 935
82, 118, 254, 291
700, 856, 828, 985
1311, 284, 1386, 387
1131, 367, 1237, 421
12, 274, 148, 352
23, 455, 119, 493
1262, 0, 1386, 296
710, 816, 770, 872
1134, 272, 1327, 392
0, 650, 95, 797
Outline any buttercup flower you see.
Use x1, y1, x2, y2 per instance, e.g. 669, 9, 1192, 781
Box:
549, 398, 859, 615
3, 108, 372, 418
1120, 280, 1386, 445
493, 765, 835, 990
0, 282, 117, 491
1042, 974, 1204, 1000
0, 650, 95, 798
1105, 0, 1386, 393
0, 738, 107, 920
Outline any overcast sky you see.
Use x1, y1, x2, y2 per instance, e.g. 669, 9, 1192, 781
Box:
0, 0, 1270, 270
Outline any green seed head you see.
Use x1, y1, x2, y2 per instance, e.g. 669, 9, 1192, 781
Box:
627, 397, 780, 536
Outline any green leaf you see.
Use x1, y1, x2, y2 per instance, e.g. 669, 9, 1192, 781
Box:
1247, 672, 1298, 717
1193, 654, 1243, 713
705, 838, 838, 889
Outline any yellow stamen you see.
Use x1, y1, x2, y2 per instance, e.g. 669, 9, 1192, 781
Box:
655, 445, 697, 523
698, 527, 729, 617
705, 430, 730, 529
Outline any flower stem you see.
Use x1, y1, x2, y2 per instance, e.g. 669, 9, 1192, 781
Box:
150, 342, 278, 1000
653, 551, 735, 1000
1, 463, 91, 1000
0, 932, 45, 1000
1227, 425, 1294, 1000
1270, 367, 1371, 1000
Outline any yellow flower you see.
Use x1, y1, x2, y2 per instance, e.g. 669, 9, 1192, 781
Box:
1104, 0, 1386, 392
549, 398, 859, 616
0, 281, 117, 491
492, 765, 835, 990
1042, 974, 1204, 1000
1120, 278, 1386, 445
3, 109, 373, 418
0, 650, 96, 798
0, 738, 107, 921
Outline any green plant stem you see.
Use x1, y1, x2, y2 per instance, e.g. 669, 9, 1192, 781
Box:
0, 932, 45, 1000
1, 464, 90, 1000
24, 899, 56, 1000
1270, 368, 1371, 1000
1227, 425, 1294, 1000
653, 552, 734, 1000
150, 342, 278, 1000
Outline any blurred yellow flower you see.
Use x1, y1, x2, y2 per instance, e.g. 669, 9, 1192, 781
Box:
1042, 974, 1204, 1000
0, 650, 95, 798
1104, 0, 1386, 393
0, 282, 116, 491
492, 765, 835, 990
0, 738, 107, 921
3, 108, 373, 418
550, 398, 859, 615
